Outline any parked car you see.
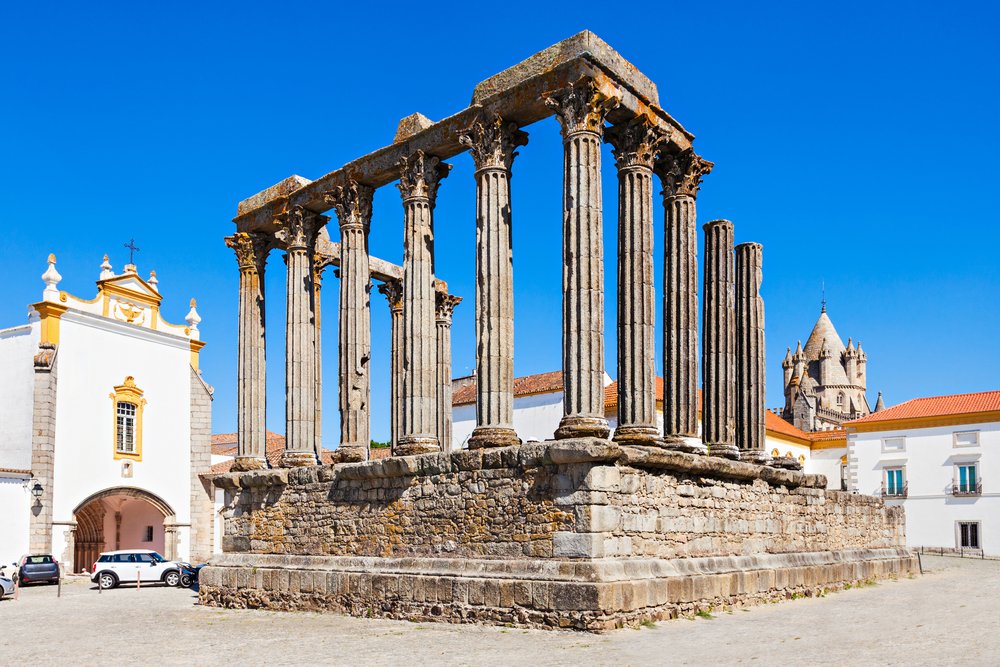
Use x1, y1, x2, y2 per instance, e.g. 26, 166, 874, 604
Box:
90, 550, 182, 590
0, 573, 14, 599
17, 555, 60, 586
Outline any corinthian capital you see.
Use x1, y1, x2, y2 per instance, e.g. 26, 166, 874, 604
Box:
458, 113, 528, 172
324, 179, 374, 232
435, 292, 462, 323
397, 150, 451, 205
275, 206, 324, 251
377, 279, 404, 313
225, 232, 271, 274
544, 78, 620, 138
605, 116, 669, 171
655, 148, 714, 199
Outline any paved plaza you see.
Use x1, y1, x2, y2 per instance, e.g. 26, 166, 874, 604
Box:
0, 555, 996, 665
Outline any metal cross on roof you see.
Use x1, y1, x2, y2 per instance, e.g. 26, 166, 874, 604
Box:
124, 238, 140, 265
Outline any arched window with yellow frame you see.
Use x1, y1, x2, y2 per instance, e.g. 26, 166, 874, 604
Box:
110, 376, 146, 461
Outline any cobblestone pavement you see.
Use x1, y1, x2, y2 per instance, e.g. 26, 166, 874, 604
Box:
1, 555, 997, 666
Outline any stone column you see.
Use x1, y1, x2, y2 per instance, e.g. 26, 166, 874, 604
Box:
277, 206, 326, 467
702, 219, 739, 460
458, 112, 527, 449
435, 292, 462, 452
397, 151, 450, 455
326, 181, 375, 463
655, 150, 713, 453
545, 78, 618, 440
605, 117, 665, 445
312, 258, 333, 460
225, 232, 271, 471
736, 242, 769, 464
378, 280, 404, 452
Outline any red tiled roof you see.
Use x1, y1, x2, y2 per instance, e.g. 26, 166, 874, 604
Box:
452, 370, 564, 406
604, 377, 665, 408
847, 390, 1000, 425
210, 431, 337, 473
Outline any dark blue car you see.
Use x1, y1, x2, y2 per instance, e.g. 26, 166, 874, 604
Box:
18, 555, 60, 586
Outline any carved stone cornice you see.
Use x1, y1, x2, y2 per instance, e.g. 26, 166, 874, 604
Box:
544, 78, 620, 139
225, 232, 271, 274
605, 116, 669, 171
275, 206, 326, 252
458, 113, 528, 172
397, 150, 451, 206
324, 179, 374, 232
435, 293, 462, 323
655, 148, 714, 199
378, 279, 404, 313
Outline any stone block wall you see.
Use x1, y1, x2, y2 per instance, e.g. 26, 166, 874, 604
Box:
220, 447, 574, 559
205, 440, 914, 630
216, 440, 905, 563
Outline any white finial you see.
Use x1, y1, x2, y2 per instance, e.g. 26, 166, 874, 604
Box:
42, 253, 62, 302
148, 270, 159, 291
185, 298, 201, 330
100, 254, 114, 280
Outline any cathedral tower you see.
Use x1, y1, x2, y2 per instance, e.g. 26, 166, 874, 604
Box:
781, 306, 872, 431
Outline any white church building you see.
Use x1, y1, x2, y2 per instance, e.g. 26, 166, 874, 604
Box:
0, 254, 214, 572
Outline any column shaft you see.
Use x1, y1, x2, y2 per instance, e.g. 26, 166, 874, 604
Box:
607, 118, 663, 444
702, 219, 739, 459
226, 232, 269, 470
397, 151, 450, 455
378, 280, 404, 452
435, 293, 461, 451
279, 207, 325, 467
656, 149, 713, 453
736, 242, 768, 464
546, 79, 618, 440
459, 113, 527, 449
327, 181, 374, 462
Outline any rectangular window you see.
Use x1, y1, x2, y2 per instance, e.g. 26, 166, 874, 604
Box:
143, 526, 154, 542
954, 431, 980, 448
882, 437, 906, 453
956, 464, 979, 495
116, 402, 137, 454
959, 522, 980, 549
884, 468, 905, 497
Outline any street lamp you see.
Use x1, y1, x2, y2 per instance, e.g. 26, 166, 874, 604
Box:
31, 482, 43, 498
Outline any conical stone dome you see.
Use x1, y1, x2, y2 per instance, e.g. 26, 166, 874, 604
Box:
803, 309, 846, 361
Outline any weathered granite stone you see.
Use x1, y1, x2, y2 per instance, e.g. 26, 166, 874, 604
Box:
225, 232, 271, 470
472, 30, 659, 107
394, 113, 435, 144
702, 219, 739, 460
736, 242, 768, 464
204, 445, 913, 631
237, 175, 312, 217
546, 78, 617, 441
655, 149, 712, 454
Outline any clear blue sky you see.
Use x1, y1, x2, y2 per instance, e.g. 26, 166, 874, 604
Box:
2, 2, 997, 445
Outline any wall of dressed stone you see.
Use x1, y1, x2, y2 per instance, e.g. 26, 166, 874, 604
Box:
216, 441, 905, 562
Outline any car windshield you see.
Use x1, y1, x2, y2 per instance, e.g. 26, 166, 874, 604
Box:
149, 553, 166, 563
26, 556, 54, 564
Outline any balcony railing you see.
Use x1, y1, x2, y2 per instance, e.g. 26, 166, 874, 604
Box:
950, 480, 983, 497
881, 482, 908, 498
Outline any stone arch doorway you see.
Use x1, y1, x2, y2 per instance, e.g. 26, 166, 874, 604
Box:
71, 487, 176, 573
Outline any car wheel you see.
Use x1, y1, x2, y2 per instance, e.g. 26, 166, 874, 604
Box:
163, 570, 180, 587
180, 573, 193, 588
98, 572, 117, 590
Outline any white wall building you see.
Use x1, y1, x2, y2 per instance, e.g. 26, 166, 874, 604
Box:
0, 254, 214, 572
846, 391, 1000, 556
452, 371, 850, 488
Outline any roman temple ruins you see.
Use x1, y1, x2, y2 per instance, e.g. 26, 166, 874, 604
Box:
203, 32, 916, 631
